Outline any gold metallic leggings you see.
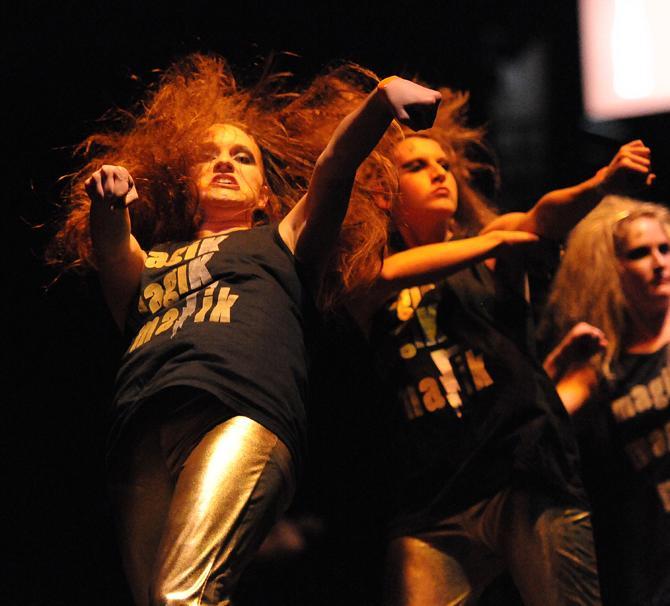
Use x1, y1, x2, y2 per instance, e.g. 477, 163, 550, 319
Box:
384, 488, 602, 606
108, 413, 295, 606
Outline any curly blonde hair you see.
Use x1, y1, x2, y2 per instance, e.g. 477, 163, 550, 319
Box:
541, 196, 670, 379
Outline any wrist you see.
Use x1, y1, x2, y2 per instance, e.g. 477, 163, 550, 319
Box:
591, 168, 609, 199
373, 76, 400, 118
377, 75, 399, 90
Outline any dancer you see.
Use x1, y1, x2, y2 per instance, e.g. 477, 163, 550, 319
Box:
541, 196, 670, 605
329, 84, 654, 604
47, 54, 440, 606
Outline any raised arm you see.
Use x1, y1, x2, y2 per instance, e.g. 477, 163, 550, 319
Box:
279, 77, 441, 272
482, 140, 655, 240
86, 164, 147, 330
543, 322, 607, 414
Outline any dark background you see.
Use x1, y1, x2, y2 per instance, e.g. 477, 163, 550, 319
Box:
6, 2, 670, 604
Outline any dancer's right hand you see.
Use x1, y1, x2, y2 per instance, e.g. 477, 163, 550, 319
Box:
85, 164, 139, 209
377, 76, 442, 131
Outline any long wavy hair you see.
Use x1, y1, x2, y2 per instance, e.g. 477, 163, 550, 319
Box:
399, 88, 499, 240
45, 53, 371, 275
541, 196, 670, 379
319, 85, 499, 310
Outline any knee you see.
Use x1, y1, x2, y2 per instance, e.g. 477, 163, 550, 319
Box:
148, 583, 169, 606
148, 582, 185, 606
148, 579, 232, 606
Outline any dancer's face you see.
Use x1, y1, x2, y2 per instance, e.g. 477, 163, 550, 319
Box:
393, 137, 459, 233
191, 124, 268, 220
617, 216, 670, 312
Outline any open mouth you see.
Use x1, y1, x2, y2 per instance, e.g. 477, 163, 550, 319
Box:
211, 174, 239, 189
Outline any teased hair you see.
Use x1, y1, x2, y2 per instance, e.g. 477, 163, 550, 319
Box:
319, 84, 499, 310
402, 88, 499, 239
541, 196, 670, 379
46, 53, 331, 273
295, 68, 403, 311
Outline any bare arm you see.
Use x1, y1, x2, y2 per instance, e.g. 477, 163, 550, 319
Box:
482, 140, 655, 240
279, 77, 441, 275
374, 230, 539, 299
543, 322, 607, 414
554, 366, 599, 415
86, 165, 147, 330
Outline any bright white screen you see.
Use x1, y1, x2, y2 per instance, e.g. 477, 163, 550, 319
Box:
579, 0, 670, 120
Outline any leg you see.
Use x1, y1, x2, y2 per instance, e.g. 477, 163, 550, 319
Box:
108, 424, 175, 606
384, 535, 475, 606
500, 489, 601, 606
151, 416, 295, 606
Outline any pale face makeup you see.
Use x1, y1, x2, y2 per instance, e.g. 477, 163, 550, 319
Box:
617, 216, 670, 314
190, 124, 268, 229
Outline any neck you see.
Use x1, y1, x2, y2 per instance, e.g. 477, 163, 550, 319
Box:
196, 218, 252, 238
397, 220, 451, 249
626, 305, 670, 354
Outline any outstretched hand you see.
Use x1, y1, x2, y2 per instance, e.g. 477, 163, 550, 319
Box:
378, 77, 442, 131
597, 139, 655, 196
543, 322, 608, 381
85, 165, 139, 209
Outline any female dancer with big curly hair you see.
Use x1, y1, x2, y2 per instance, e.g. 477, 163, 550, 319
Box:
541, 196, 670, 605
47, 54, 441, 606
327, 81, 655, 604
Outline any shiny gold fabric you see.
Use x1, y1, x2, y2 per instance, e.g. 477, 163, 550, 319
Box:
383, 489, 601, 606
109, 415, 295, 606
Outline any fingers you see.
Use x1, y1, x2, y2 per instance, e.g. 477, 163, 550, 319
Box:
403, 101, 440, 131
613, 141, 651, 170
84, 164, 137, 208
565, 322, 608, 351
489, 230, 541, 246
505, 231, 540, 244
380, 78, 442, 131
85, 172, 104, 201
601, 140, 655, 195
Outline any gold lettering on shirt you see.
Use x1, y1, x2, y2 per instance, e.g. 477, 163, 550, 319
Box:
145, 251, 169, 268
165, 245, 188, 267
187, 253, 214, 290
144, 282, 164, 313
403, 385, 423, 420
155, 308, 179, 336
208, 287, 238, 323
195, 283, 218, 323
162, 269, 179, 308
611, 395, 636, 422
198, 235, 228, 255
129, 317, 160, 352
419, 377, 447, 412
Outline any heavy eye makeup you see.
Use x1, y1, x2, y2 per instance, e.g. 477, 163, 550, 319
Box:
194, 142, 220, 163
401, 159, 427, 173
625, 242, 670, 260
232, 147, 255, 165
401, 158, 450, 173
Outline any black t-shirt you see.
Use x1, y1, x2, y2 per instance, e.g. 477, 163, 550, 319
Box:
110, 225, 313, 468
372, 262, 586, 534
575, 347, 670, 605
